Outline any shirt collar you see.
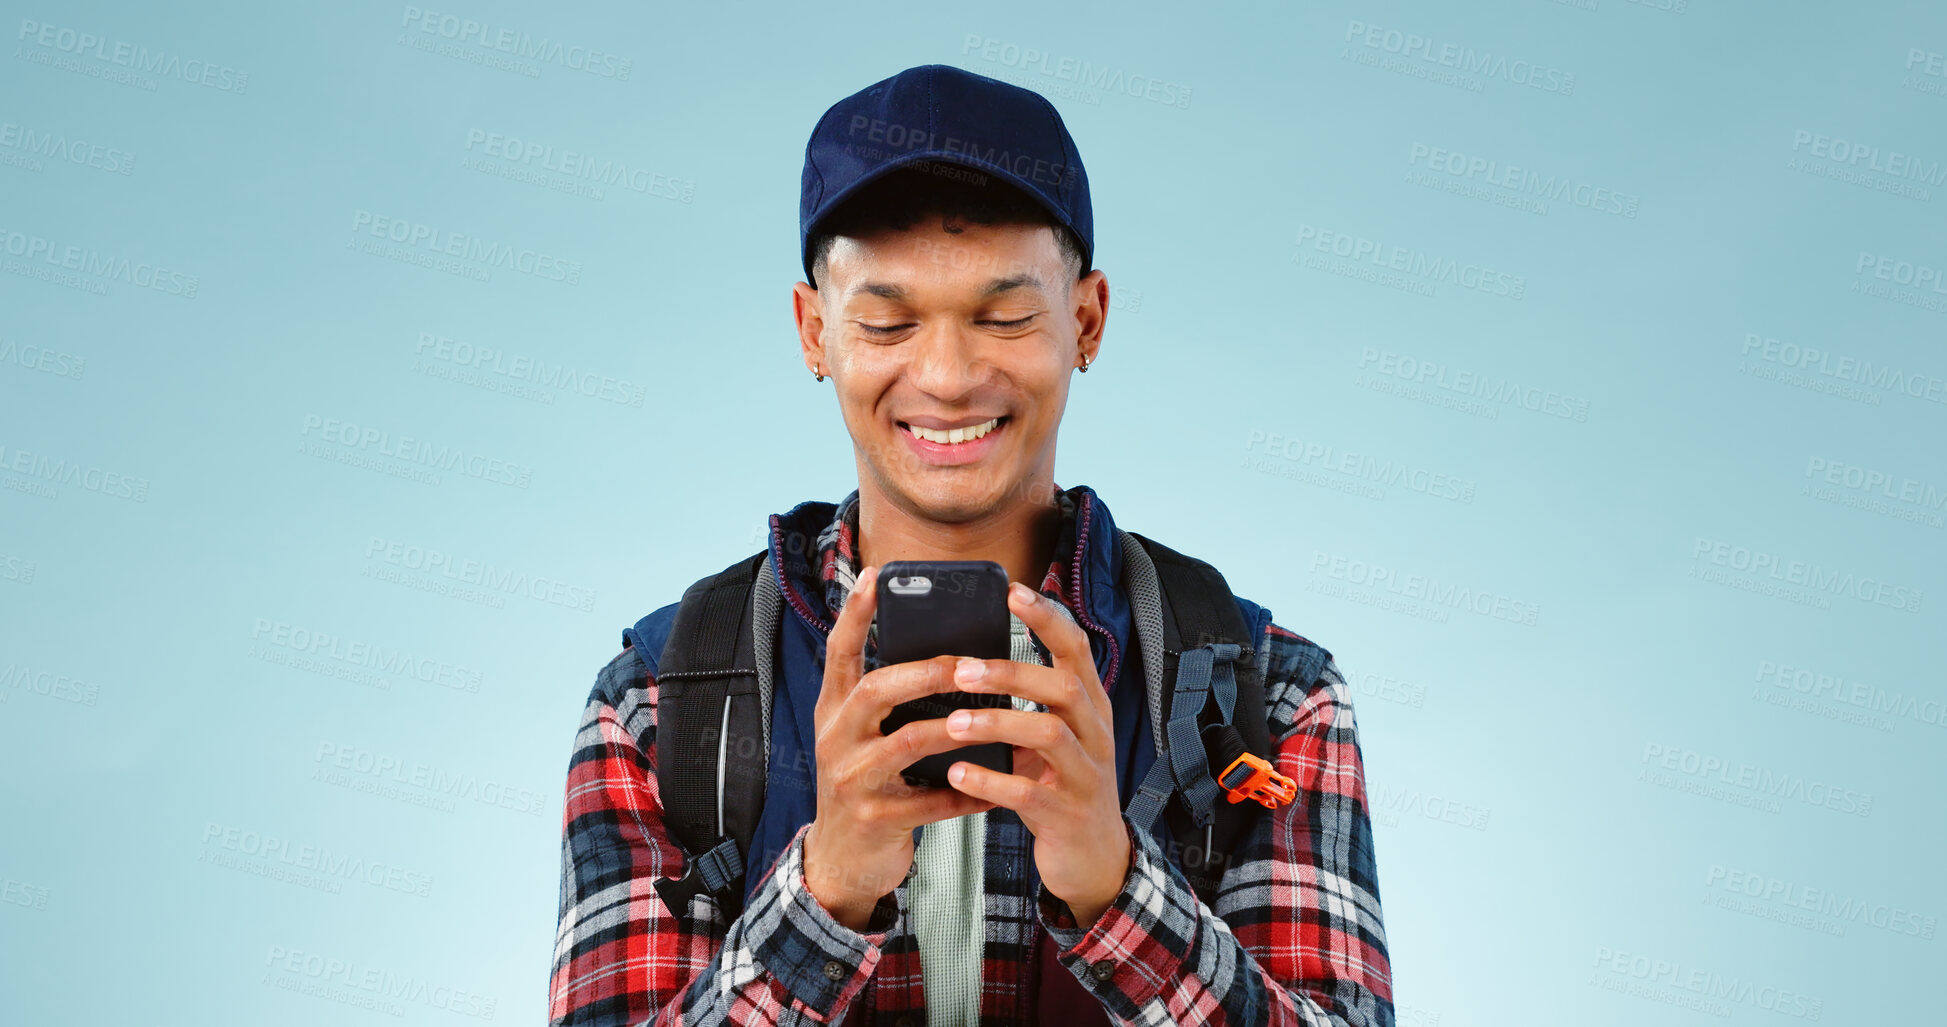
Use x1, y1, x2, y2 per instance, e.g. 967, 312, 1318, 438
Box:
816, 487, 1079, 620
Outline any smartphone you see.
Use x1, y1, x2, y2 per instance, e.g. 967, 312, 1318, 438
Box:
874, 560, 1015, 788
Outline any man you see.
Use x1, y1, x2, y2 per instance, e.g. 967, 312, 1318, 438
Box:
549, 64, 1394, 1026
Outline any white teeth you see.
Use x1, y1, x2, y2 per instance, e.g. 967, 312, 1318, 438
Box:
907, 417, 999, 444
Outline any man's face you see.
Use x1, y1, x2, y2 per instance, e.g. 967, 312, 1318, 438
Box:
793, 215, 1106, 525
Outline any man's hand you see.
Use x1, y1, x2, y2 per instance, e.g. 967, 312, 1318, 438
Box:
940, 581, 1132, 927
802, 566, 999, 931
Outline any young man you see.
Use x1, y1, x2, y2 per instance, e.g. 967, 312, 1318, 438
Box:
549, 64, 1394, 1027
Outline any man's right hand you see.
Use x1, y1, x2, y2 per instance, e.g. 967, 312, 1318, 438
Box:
801, 565, 998, 931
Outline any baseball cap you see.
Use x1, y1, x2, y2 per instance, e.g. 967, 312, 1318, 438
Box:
798, 63, 1093, 285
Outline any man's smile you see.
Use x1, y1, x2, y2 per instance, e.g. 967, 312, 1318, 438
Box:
899, 415, 1006, 444
895, 415, 1011, 464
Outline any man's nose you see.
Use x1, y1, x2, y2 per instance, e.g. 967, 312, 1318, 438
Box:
906, 325, 985, 399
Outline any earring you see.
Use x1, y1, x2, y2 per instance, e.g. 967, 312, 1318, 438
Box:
814, 364, 825, 382
1078, 353, 1091, 373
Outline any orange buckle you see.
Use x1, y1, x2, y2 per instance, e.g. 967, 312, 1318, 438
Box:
1217, 752, 1296, 809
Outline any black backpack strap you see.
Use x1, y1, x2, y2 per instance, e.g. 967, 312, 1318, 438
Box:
651, 551, 771, 921
1120, 532, 1275, 905
1139, 534, 1270, 761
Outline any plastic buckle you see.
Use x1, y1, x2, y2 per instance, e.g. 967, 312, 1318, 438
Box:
654, 865, 710, 919
1216, 752, 1296, 809
653, 838, 743, 920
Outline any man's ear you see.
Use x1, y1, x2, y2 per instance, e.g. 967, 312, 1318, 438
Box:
1073, 269, 1107, 368
793, 280, 827, 377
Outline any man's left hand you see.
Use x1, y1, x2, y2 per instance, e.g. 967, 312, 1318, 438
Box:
943, 581, 1131, 927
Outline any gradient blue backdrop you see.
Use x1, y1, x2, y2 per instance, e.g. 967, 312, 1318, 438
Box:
4, 1, 1943, 1024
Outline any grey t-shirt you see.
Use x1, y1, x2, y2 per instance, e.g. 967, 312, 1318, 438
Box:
907, 614, 1040, 1022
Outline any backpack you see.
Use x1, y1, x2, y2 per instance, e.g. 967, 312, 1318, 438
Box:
640, 531, 1296, 922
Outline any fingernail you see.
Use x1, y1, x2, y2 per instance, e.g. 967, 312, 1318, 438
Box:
954, 658, 985, 684
947, 710, 972, 733
1009, 582, 1034, 604
948, 762, 967, 785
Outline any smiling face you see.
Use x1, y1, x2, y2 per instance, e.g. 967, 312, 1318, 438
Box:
794, 212, 1106, 526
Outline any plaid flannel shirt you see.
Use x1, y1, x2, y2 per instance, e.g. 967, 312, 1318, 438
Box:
549, 497, 1394, 1026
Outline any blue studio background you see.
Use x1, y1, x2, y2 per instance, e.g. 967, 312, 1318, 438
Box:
4, 1, 1944, 1024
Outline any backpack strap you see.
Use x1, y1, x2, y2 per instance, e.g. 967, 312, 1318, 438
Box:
1120, 532, 1279, 903
650, 550, 775, 921
1141, 535, 1271, 761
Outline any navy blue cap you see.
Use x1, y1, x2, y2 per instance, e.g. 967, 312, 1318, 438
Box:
799, 63, 1092, 285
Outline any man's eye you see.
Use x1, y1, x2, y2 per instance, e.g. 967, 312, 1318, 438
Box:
981, 316, 1036, 329
858, 322, 913, 336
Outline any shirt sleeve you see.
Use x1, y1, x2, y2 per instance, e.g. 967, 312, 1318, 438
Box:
1033, 625, 1395, 1026
548, 645, 904, 1027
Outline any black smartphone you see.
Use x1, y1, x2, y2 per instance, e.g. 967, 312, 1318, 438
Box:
874, 559, 1015, 788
